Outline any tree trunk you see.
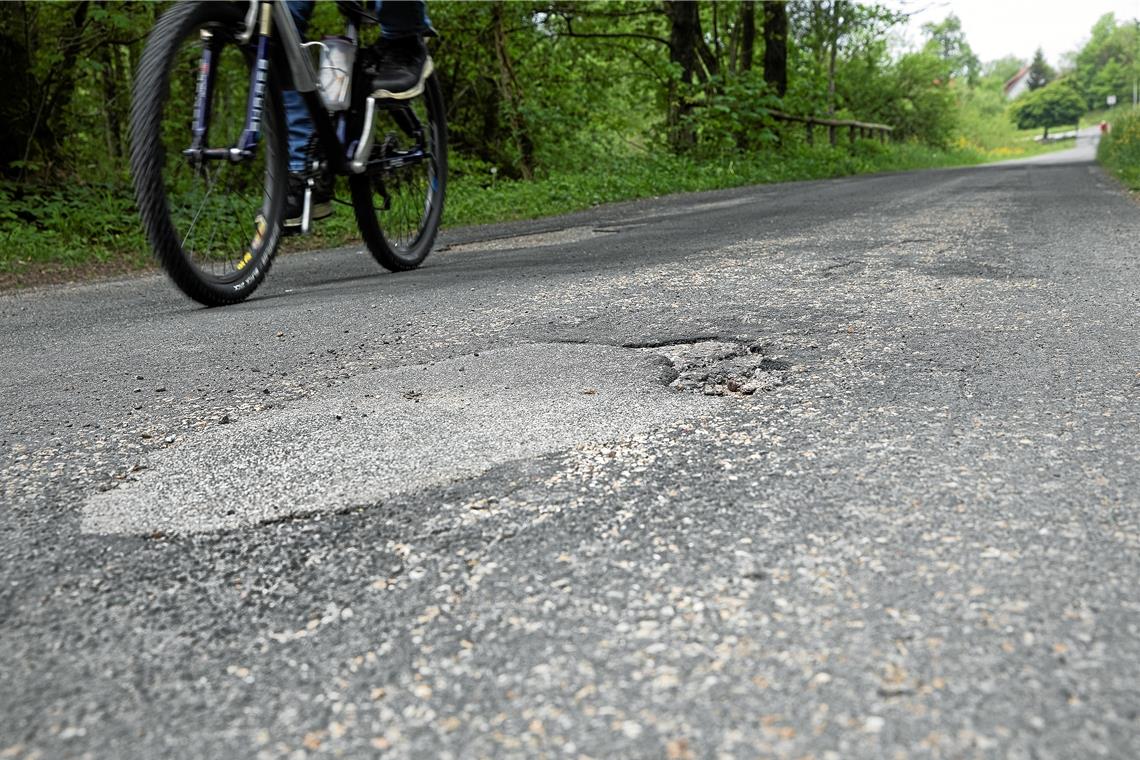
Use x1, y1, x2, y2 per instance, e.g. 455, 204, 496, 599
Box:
739, 0, 755, 72
826, 1, 840, 116
491, 1, 534, 180
99, 43, 122, 160
0, 2, 35, 174
761, 0, 786, 95
43, 1, 91, 164
711, 2, 722, 78
664, 0, 698, 152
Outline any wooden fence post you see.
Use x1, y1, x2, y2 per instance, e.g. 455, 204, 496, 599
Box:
828, 124, 836, 147
806, 120, 813, 146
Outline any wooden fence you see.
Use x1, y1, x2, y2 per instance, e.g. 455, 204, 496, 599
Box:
767, 109, 893, 146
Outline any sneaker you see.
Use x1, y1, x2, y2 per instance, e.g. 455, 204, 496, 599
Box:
365, 36, 433, 100
284, 172, 333, 230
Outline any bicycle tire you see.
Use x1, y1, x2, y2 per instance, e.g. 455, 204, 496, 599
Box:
130, 1, 287, 306
349, 74, 447, 272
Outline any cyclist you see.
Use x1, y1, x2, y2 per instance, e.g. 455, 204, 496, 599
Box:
284, 0, 434, 229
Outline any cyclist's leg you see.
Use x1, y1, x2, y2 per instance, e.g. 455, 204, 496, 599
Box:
281, 0, 332, 226
374, 0, 432, 39
283, 0, 315, 174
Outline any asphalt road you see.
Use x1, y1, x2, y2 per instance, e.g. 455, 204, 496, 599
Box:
3, 133, 1139, 758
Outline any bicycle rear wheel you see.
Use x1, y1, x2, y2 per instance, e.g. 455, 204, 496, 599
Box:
131, 1, 287, 306
349, 75, 447, 272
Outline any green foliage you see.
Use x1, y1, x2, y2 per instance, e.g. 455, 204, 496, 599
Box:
921, 13, 980, 85
872, 51, 959, 146
0, 180, 148, 274
1072, 13, 1139, 110
1026, 48, 1054, 90
1009, 80, 1086, 136
1098, 109, 1140, 190
984, 56, 1025, 85
682, 72, 781, 156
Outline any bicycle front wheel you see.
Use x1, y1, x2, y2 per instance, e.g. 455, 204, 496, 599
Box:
130, 1, 287, 306
349, 74, 447, 272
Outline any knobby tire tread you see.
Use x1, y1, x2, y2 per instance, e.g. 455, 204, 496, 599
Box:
349, 75, 448, 273
130, 1, 285, 307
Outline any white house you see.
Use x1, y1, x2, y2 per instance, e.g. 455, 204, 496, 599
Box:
1004, 66, 1030, 100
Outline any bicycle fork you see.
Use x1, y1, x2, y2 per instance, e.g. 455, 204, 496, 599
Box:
185, 3, 272, 167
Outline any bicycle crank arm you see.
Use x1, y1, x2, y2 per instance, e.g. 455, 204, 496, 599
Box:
182, 147, 254, 164
366, 149, 430, 173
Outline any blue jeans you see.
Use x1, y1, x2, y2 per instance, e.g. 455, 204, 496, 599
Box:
284, 1, 431, 172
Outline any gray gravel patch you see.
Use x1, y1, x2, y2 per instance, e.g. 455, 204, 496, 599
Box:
81, 342, 718, 534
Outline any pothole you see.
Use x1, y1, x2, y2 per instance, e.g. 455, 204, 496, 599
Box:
636, 339, 799, 397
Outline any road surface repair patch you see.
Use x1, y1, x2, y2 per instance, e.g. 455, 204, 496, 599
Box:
82, 343, 721, 534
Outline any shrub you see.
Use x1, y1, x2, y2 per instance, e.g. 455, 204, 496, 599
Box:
1098, 110, 1140, 190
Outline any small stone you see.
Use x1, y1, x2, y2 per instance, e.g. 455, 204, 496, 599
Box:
155, 386, 166, 393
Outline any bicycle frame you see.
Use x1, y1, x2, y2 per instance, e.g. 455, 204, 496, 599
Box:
184, 0, 429, 178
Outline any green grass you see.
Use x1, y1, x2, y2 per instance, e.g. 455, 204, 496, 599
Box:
1098, 109, 1140, 190
956, 84, 1084, 154
0, 132, 1087, 285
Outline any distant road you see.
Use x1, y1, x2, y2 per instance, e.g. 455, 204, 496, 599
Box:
989, 125, 1102, 166
2, 139, 1138, 758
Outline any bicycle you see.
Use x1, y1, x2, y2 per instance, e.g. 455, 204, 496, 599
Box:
130, 0, 447, 306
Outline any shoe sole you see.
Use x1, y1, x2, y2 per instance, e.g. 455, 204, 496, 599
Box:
284, 202, 333, 229
370, 57, 434, 100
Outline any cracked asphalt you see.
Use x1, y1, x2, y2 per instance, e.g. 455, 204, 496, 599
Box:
3, 134, 1140, 758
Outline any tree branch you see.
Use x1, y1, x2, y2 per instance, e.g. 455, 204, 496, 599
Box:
557, 17, 670, 49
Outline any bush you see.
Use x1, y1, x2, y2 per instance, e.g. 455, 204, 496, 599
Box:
1098, 110, 1140, 190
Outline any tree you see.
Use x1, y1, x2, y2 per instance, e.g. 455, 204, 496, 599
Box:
878, 50, 958, 146
1071, 13, 1138, 109
761, 1, 787, 96
983, 55, 1027, 85
921, 13, 979, 85
1009, 80, 1085, 138
1026, 48, 1054, 90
